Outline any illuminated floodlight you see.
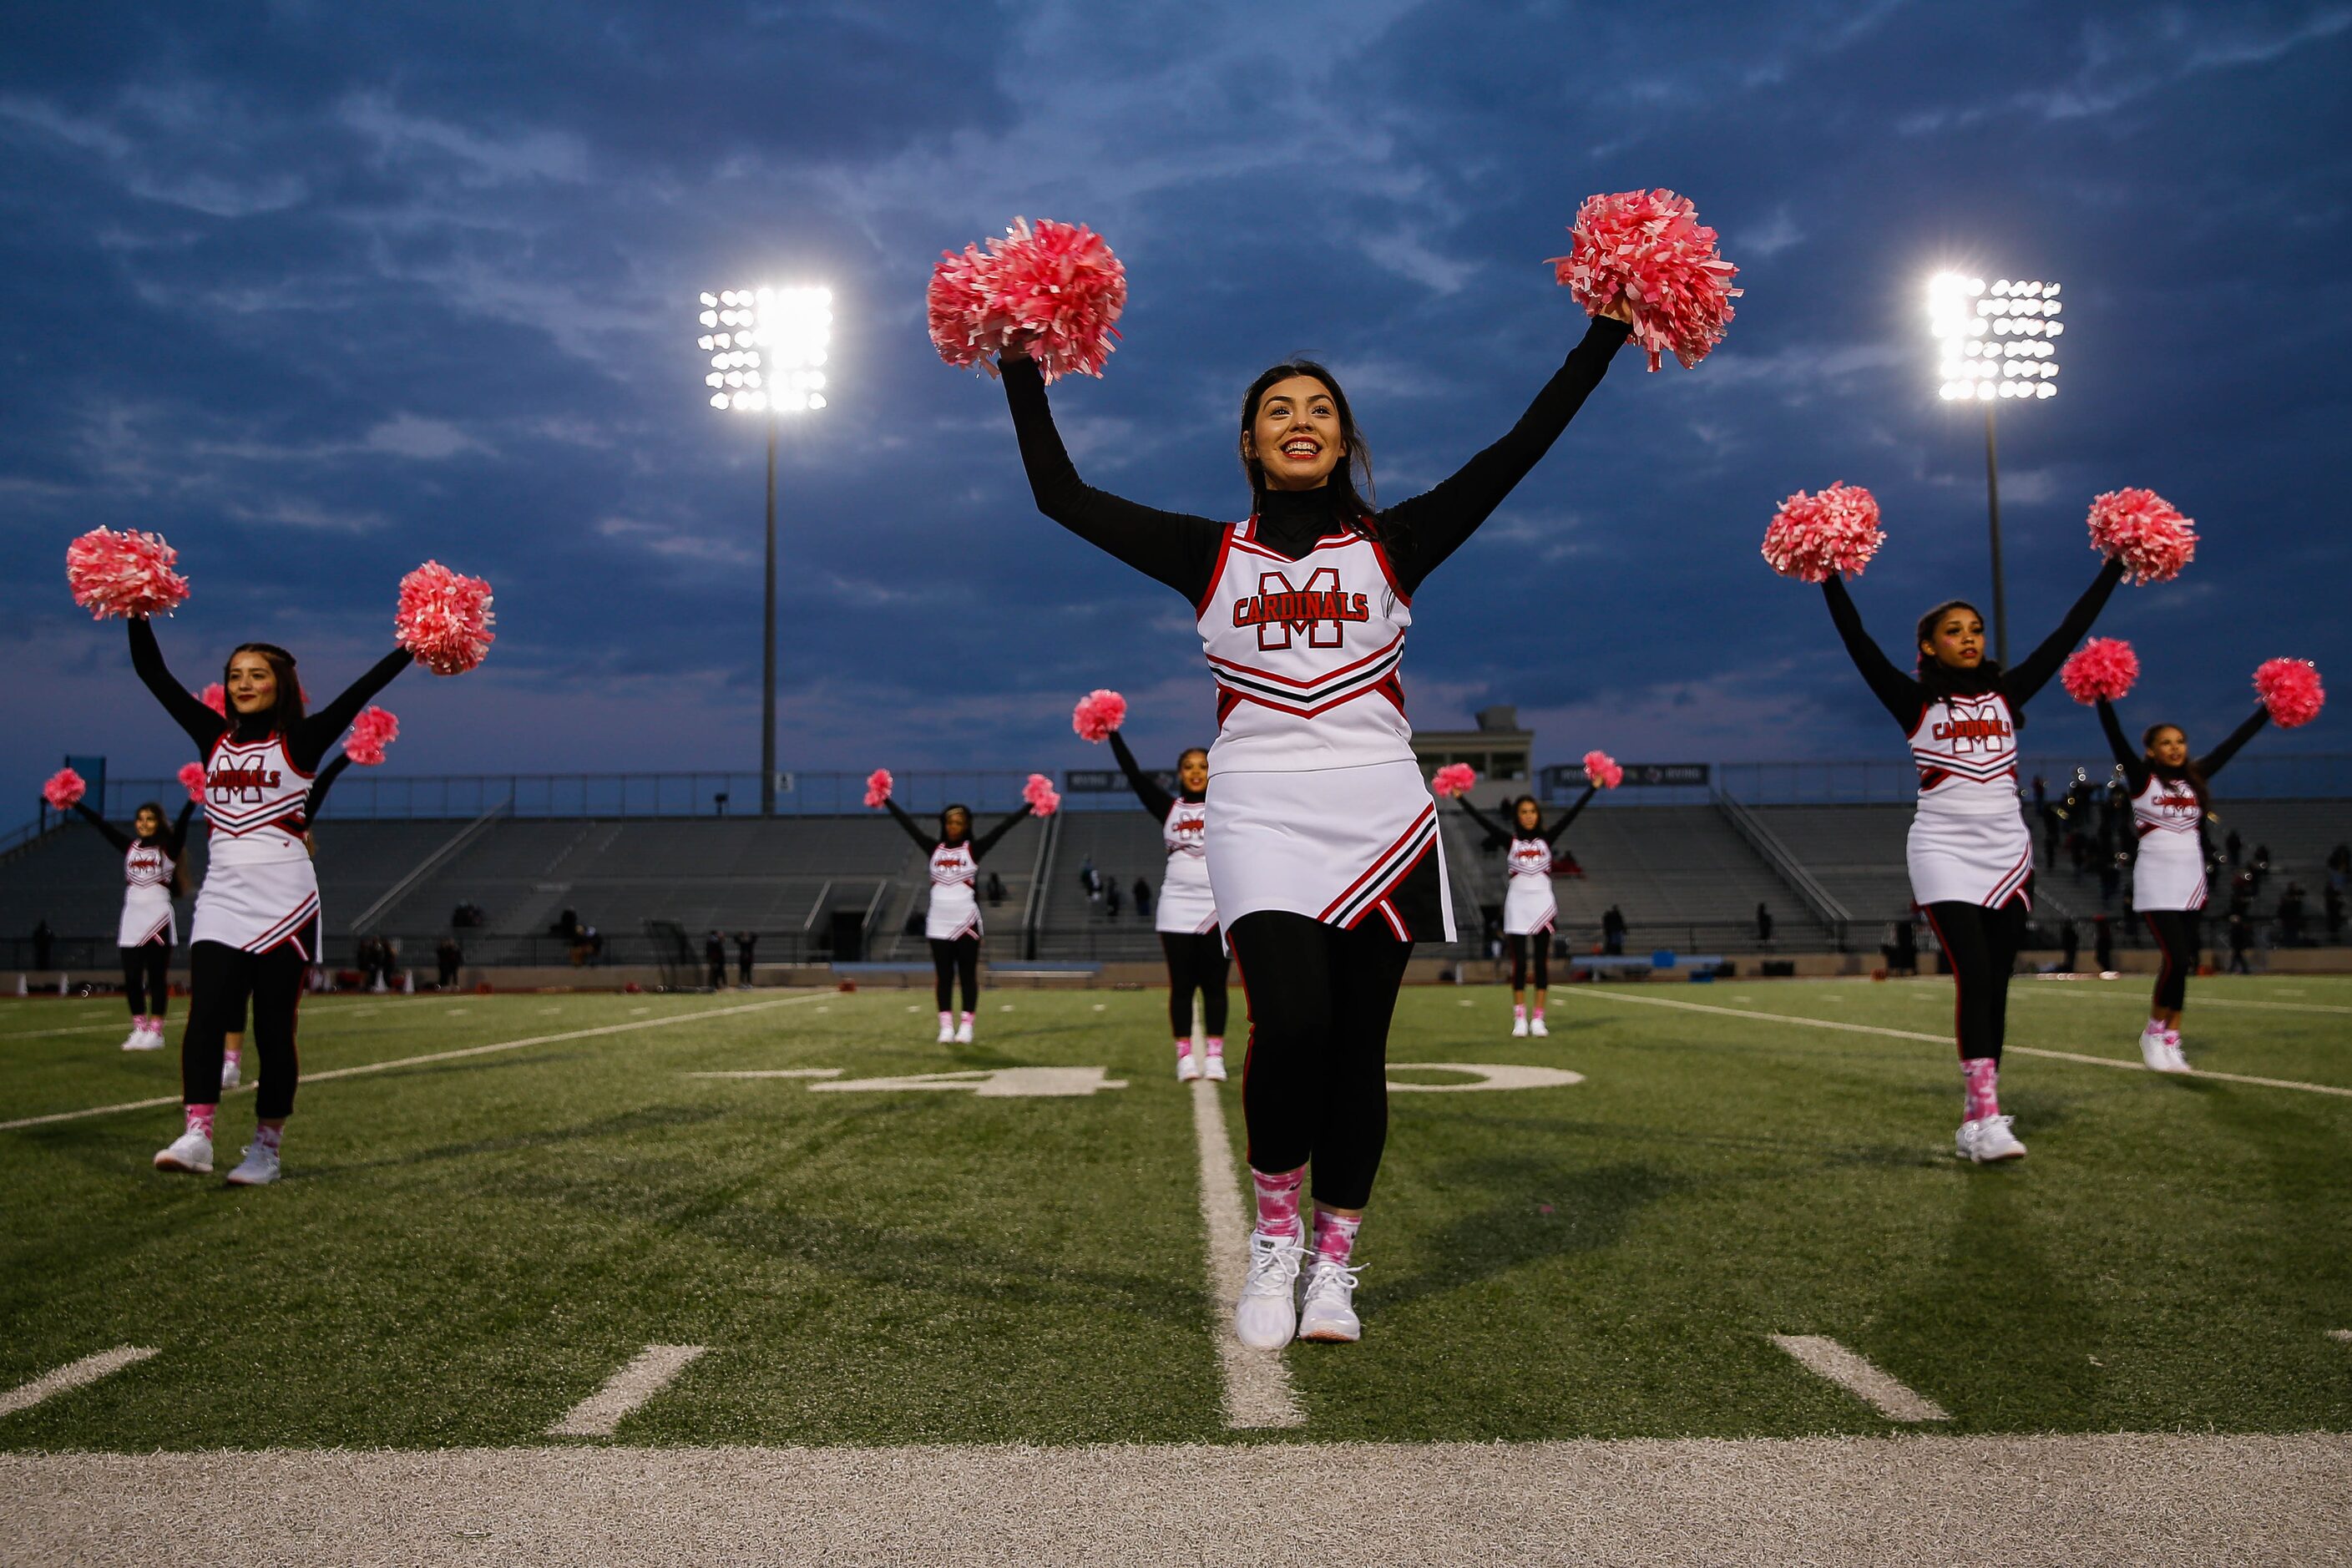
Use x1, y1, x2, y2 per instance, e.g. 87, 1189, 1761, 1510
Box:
695, 285, 832, 415
1930, 273, 2061, 405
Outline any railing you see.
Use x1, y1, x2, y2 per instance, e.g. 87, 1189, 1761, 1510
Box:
1706, 752, 2352, 806
1713, 788, 1851, 948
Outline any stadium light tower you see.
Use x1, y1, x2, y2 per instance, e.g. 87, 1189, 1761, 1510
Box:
696, 285, 832, 816
1929, 273, 2062, 668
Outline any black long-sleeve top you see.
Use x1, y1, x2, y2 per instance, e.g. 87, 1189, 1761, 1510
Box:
1105, 731, 1201, 824
306, 753, 355, 822
2095, 700, 2268, 797
883, 797, 1033, 861
73, 798, 195, 857
1457, 789, 1595, 848
1820, 559, 2126, 727
1002, 317, 1632, 599
129, 617, 412, 772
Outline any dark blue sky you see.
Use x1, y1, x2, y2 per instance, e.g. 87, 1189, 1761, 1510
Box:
4, 1, 2347, 809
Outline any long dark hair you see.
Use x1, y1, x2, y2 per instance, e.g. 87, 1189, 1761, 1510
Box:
1238, 360, 1381, 539
1913, 598, 2016, 723
1510, 793, 1544, 837
939, 802, 971, 843
131, 799, 189, 898
224, 642, 306, 741
2142, 721, 2212, 811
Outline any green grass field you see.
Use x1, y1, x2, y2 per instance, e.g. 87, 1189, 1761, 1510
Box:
2, 974, 2348, 1452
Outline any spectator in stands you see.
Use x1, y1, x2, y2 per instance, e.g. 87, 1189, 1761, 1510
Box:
2098, 852, 2121, 908
31, 919, 53, 972
436, 935, 462, 990
452, 901, 484, 929
1105, 879, 1123, 919
986, 871, 1006, 907
2252, 843, 2273, 895
1601, 905, 1626, 957
1134, 876, 1152, 918
2278, 883, 2308, 947
2058, 919, 2079, 974
2329, 842, 2350, 888
552, 908, 580, 943
1884, 918, 1918, 976
2093, 915, 2115, 974
1079, 856, 1098, 900
2041, 806, 2062, 868
1755, 903, 1773, 947
2325, 883, 2344, 944
736, 931, 757, 987
2225, 829, 2243, 867
705, 931, 726, 990
2031, 775, 2047, 816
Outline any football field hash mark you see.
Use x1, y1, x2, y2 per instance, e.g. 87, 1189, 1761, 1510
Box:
0, 1347, 159, 1419
548, 1345, 708, 1438
1769, 1335, 1950, 1423
1190, 1077, 1305, 1429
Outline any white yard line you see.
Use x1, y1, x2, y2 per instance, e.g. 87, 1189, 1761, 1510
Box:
1768, 1335, 1950, 1423
1561, 989, 2352, 1099
0, 999, 382, 1042
2020, 988, 2352, 1017
686, 1070, 844, 1080
1190, 1077, 1304, 1430
547, 1345, 708, 1439
2330, 1330, 2351, 1344
0, 993, 832, 1133
0, 1347, 159, 1419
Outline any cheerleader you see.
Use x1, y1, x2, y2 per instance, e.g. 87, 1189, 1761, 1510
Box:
1105, 728, 1227, 1081
70, 796, 196, 1052
2094, 697, 2270, 1070
1820, 560, 2125, 1162
217, 748, 363, 1091
878, 793, 1036, 1043
999, 304, 1634, 1347
129, 621, 411, 1185
1454, 787, 1595, 1037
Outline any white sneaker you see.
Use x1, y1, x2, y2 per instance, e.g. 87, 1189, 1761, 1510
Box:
2138, 1029, 2175, 1071
1176, 1050, 1201, 1083
154, 1129, 213, 1174
1297, 1257, 1363, 1343
1202, 1051, 1228, 1083
225, 1141, 281, 1186
954, 1019, 974, 1044
1233, 1231, 1304, 1349
220, 1056, 241, 1090
119, 1024, 148, 1051
1511, 1014, 1529, 1037
2163, 1030, 2191, 1073
1956, 1115, 2027, 1163
1530, 1016, 1550, 1038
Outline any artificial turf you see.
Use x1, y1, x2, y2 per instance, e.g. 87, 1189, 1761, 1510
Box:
1, 974, 2346, 1449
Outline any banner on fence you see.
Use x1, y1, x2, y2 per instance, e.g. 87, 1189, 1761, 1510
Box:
1542, 761, 1710, 792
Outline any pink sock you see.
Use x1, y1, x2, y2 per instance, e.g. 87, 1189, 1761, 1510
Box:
1174, 1037, 1194, 1060
1962, 1059, 2000, 1121
1532, 1006, 1545, 1021
938, 1011, 953, 1030
223, 1044, 240, 1065
1311, 1208, 1361, 1267
959, 1010, 974, 1028
1204, 1036, 1224, 1059
185, 1104, 215, 1137
1251, 1166, 1304, 1240
1513, 1003, 1526, 1021
253, 1124, 282, 1152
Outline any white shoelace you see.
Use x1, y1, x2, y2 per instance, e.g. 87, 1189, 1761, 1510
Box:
1242, 1234, 1302, 1297
1302, 1257, 1363, 1302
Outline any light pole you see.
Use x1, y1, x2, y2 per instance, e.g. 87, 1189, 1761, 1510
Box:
696, 285, 832, 815
1929, 274, 2062, 667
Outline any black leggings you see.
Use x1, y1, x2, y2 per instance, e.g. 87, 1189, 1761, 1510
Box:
929, 936, 979, 1014
1924, 899, 2026, 1063
2143, 910, 2199, 1013
1160, 929, 1231, 1039
1229, 910, 1413, 1212
1507, 932, 1550, 990
120, 942, 171, 1017
182, 939, 305, 1119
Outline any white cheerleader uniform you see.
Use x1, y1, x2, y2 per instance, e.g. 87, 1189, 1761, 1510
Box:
925, 840, 982, 942
1501, 836, 1558, 937
1904, 690, 2034, 909
1197, 520, 1454, 941
1154, 797, 1219, 936
2128, 775, 2208, 911
190, 733, 321, 958
119, 836, 178, 948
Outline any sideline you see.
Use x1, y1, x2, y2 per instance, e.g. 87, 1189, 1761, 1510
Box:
1190, 1076, 1305, 1429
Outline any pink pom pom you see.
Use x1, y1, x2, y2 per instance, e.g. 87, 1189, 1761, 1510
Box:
394, 561, 496, 675
64, 528, 191, 620
1763, 483, 1883, 583
2086, 488, 2196, 585
863, 768, 893, 809
1548, 190, 1742, 372
178, 762, 208, 803
195, 683, 227, 716
928, 216, 1127, 385
2254, 658, 2325, 729
1583, 750, 1625, 790
1071, 689, 1128, 743
1430, 763, 1478, 799
1023, 772, 1062, 817
42, 768, 86, 810
344, 706, 400, 766
2059, 639, 2139, 706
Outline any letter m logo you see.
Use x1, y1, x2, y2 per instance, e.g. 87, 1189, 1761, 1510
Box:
1256, 567, 1344, 651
